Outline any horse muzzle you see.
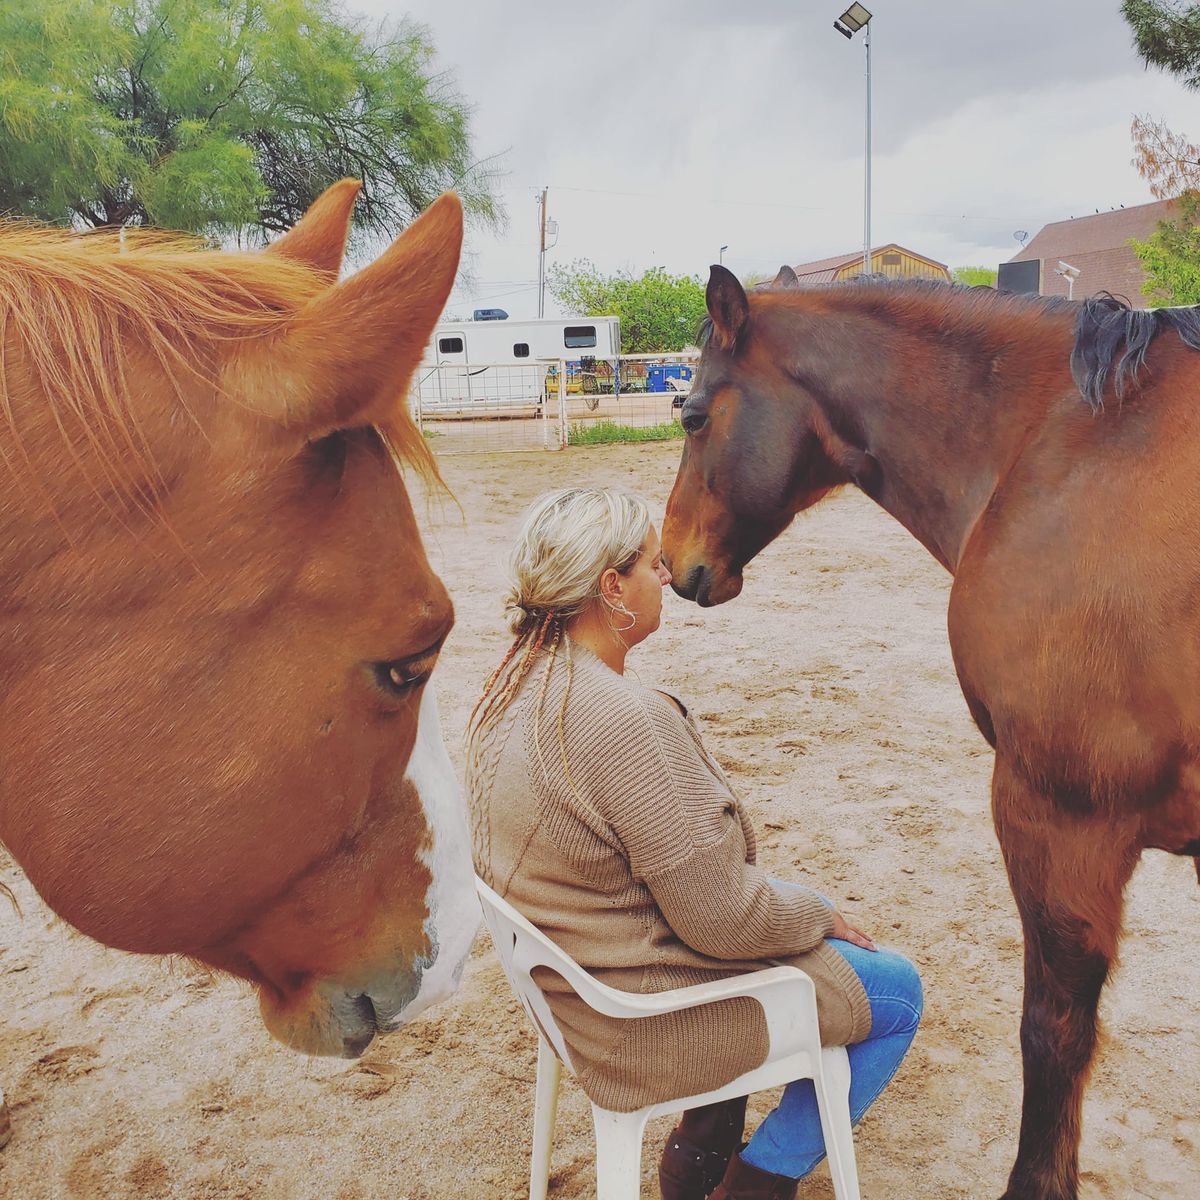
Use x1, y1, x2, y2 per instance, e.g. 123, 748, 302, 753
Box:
260, 687, 480, 1059
671, 563, 743, 607
259, 944, 462, 1058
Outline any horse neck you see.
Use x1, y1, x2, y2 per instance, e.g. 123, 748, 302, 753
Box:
792, 294, 1073, 572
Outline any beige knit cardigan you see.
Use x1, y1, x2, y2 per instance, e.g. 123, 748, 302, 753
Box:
468, 639, 871, 1113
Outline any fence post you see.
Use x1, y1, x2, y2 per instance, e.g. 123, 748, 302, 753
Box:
557, 358, 568, 450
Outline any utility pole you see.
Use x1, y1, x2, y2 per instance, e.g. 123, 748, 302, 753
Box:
537, 186, 548, 319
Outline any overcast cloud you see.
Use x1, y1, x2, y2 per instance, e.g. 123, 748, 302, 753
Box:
353, 0, 1190, 317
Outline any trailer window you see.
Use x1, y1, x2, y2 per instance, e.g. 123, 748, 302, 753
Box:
564, 325, 597, 349
513, 343, 530, 358
438, 336, 464, 354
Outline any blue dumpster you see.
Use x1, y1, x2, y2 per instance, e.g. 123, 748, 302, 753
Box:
646, 364, 693, 393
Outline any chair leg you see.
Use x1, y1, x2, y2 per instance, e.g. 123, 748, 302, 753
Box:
530, 1040, 562, 1200
591, 1105, 649, 1200
813, 1046, 860, 1200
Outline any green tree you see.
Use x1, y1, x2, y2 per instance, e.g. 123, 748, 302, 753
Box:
1131, 190, 1200, 304
1125, 0, 1200, 84
547, 260, 708, 353
0, 0, 500, 241
547, 260, 618, 321
951, 266, 997, 287
1121, 4, 1200, 300
1124, 2, 1200, 195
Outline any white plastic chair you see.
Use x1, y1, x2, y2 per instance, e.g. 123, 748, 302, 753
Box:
475, 877, 860, 1200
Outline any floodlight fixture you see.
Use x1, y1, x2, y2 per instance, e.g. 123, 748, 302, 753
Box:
835, 4, 872, 34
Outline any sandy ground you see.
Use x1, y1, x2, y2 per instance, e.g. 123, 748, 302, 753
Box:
1, 441, 1197, 1200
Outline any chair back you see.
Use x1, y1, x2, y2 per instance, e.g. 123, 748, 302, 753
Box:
475, 876, 584, 1071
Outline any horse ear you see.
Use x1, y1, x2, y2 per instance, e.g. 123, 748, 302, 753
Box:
773, 264, 799, 289
263, 192, 463, 437
706, 265, 749, 350
263, 179, 362, 280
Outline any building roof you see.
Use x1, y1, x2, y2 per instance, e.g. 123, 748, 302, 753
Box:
791, 243, 949, 283
1007, 199, 1176, 300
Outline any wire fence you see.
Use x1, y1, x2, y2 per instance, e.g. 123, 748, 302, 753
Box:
411, 360, 557, 453
411, 353, 698, 454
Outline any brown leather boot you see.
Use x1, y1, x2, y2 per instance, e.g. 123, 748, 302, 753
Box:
708, 1150, 798, 1200
658, 1095, 748, 1200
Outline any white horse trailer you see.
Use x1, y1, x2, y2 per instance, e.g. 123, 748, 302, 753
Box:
414, 316, 621, 412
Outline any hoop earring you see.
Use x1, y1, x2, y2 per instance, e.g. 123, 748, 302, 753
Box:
605, 598, 637, 633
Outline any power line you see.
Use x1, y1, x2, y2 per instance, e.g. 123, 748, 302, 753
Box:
453, 284, 539, 303
501, 181, 1028, 226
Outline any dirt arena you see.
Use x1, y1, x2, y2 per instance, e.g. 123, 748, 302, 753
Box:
2, 441, 1197, 1199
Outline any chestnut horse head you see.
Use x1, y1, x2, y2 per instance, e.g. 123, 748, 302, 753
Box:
0, 183, 478, 1057
663, 263, 1040, 598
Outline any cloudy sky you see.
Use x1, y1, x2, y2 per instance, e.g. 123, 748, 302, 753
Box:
355, 0, 1190, 318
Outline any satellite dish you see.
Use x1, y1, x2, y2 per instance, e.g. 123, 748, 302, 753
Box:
1013, 230, 1029, 247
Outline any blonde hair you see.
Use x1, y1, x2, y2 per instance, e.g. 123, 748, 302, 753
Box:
467, 486, 651, 762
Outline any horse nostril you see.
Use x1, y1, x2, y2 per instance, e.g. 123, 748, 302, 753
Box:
671, 565, 705, 601
343, 1026, 375, 1058
339, 992, 378, 1058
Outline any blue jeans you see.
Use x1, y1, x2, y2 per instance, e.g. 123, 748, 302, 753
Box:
741, 893, 923, 1180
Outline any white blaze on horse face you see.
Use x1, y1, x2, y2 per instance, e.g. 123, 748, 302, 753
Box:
384, 682, 478, 1027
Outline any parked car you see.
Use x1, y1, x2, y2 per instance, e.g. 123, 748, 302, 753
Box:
472, 308, 509, 321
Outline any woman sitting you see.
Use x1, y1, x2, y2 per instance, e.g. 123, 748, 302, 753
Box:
467, 486, 922, 1199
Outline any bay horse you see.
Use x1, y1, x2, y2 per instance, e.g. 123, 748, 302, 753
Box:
0, 182, 479, 1136
662, 265, 1200, 1200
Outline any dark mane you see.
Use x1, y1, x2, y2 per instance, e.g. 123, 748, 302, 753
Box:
724, 275, 1200, 413
1069, 294, 1200, 411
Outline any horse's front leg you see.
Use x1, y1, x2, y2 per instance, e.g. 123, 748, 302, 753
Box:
991, 756, 1141, 1200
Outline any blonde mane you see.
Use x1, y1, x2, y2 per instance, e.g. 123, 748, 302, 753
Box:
0, 222, 437, 517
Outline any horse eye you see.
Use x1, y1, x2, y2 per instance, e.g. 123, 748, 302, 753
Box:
681, 410, 708, 435
373, 657, 434, 696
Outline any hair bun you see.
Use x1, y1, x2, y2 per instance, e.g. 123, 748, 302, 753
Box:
504, 595, 546, 637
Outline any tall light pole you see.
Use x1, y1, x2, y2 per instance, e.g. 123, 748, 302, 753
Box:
834, 5, 873, 276
719, 244, 728, 265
